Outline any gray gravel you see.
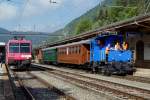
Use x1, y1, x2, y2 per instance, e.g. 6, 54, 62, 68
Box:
31, 71, 117, 100
17, 72, 66, 100
33, 63, 150, 91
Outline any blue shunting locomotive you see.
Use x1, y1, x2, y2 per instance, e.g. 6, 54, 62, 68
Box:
90, 34, 134, 75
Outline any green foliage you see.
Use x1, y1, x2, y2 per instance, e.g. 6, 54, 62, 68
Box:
49, 0, 150, 42
75, 19, 92, 34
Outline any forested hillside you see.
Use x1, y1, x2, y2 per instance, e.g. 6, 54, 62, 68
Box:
48, 0, 150, 42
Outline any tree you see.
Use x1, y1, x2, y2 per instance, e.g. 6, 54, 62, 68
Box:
75, 19, 92, 34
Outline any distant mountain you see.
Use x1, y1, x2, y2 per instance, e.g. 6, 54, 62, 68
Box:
0, 27, 9, 33
0, 28, 49, 47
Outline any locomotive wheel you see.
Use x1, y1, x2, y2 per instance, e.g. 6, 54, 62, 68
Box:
92, 62, 97, 73
128, 71, 134, 75
101, 69, 105, 75
105, 69, 111, 76
101, 65, 111, 76
98, 67, 102, 74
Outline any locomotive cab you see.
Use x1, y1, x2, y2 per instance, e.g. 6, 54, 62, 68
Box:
90, 34, 134, 75
6, 37, 32, 69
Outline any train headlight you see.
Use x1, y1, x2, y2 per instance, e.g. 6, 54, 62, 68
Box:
21, 55, 31, 58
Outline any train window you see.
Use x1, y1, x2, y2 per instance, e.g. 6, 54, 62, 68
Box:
60, 49, 62, 54
63, 48, 65, 54
71, 47, 73, 54
78, 46, 81, 54
77, 46, 79, 54
74, 47, 75, 54
20, 43, 30, 53
75, 46, 78, 54
59, 49, 61, 55
73, 47, 75, 54
60, 49, 62, 55
72, 47, 74, 54
66, 48, 69, 55
62, 48, 63, 54
73, 47, 76, 53
98, 40, 105, 47
69, 47, 72, 54
64, 48, 65, 54
9, 43, 19, 53
70, 47, 72, 54
62, 48, 64, 54
74, 46, 77, 54
59, 49, 60, 55
74, 46, 76, 54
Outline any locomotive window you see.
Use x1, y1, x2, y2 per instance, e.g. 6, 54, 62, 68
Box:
9, 43, 19, 53
20, 43, 30, 53
98, 40, 105, 47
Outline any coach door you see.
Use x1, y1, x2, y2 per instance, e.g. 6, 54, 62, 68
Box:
136, 40, 144, 61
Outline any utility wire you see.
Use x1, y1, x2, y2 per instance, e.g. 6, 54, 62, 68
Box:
16, 0, 29, 31
145, 0, 150, 14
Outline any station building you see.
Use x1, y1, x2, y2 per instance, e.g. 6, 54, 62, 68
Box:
127, 33, 150, 68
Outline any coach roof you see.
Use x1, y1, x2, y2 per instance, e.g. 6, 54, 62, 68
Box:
42, 39, 91, 51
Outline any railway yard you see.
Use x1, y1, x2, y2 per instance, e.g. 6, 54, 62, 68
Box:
1, 1, 150, 100
0, 63, 149, 100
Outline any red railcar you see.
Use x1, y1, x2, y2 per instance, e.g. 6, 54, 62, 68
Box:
6, 38, 32, 69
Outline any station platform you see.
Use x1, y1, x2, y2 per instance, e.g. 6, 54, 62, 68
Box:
0, 64, 15, 100
134, 68, 150, 78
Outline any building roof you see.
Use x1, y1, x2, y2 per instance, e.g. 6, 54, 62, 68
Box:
36, 13, 150, 50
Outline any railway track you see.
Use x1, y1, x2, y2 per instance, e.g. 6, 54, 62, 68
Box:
35, 64, 150, 84
26, 71, 76, 100
6, 66, 36, 100
113, 75, 150, 84
33, 64, 150, 100
7, 66, 75, 100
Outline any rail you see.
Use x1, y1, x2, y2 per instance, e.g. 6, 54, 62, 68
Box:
32, 64, 150, 100
6, 65, 35, 100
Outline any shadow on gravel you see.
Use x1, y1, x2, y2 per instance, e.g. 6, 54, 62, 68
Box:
26, 86, 71, 100
12, 67, 45, 72
0, 79, 15, 100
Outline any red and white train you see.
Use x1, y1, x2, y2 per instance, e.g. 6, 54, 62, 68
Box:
6, 37, 32, 69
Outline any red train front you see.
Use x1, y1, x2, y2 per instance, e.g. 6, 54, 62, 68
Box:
6, 37, 32, 69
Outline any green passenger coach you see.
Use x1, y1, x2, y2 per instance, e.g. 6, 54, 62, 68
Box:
42, 48, 57, 64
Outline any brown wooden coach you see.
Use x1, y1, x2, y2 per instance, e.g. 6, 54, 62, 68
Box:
57, 40, 90, 65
